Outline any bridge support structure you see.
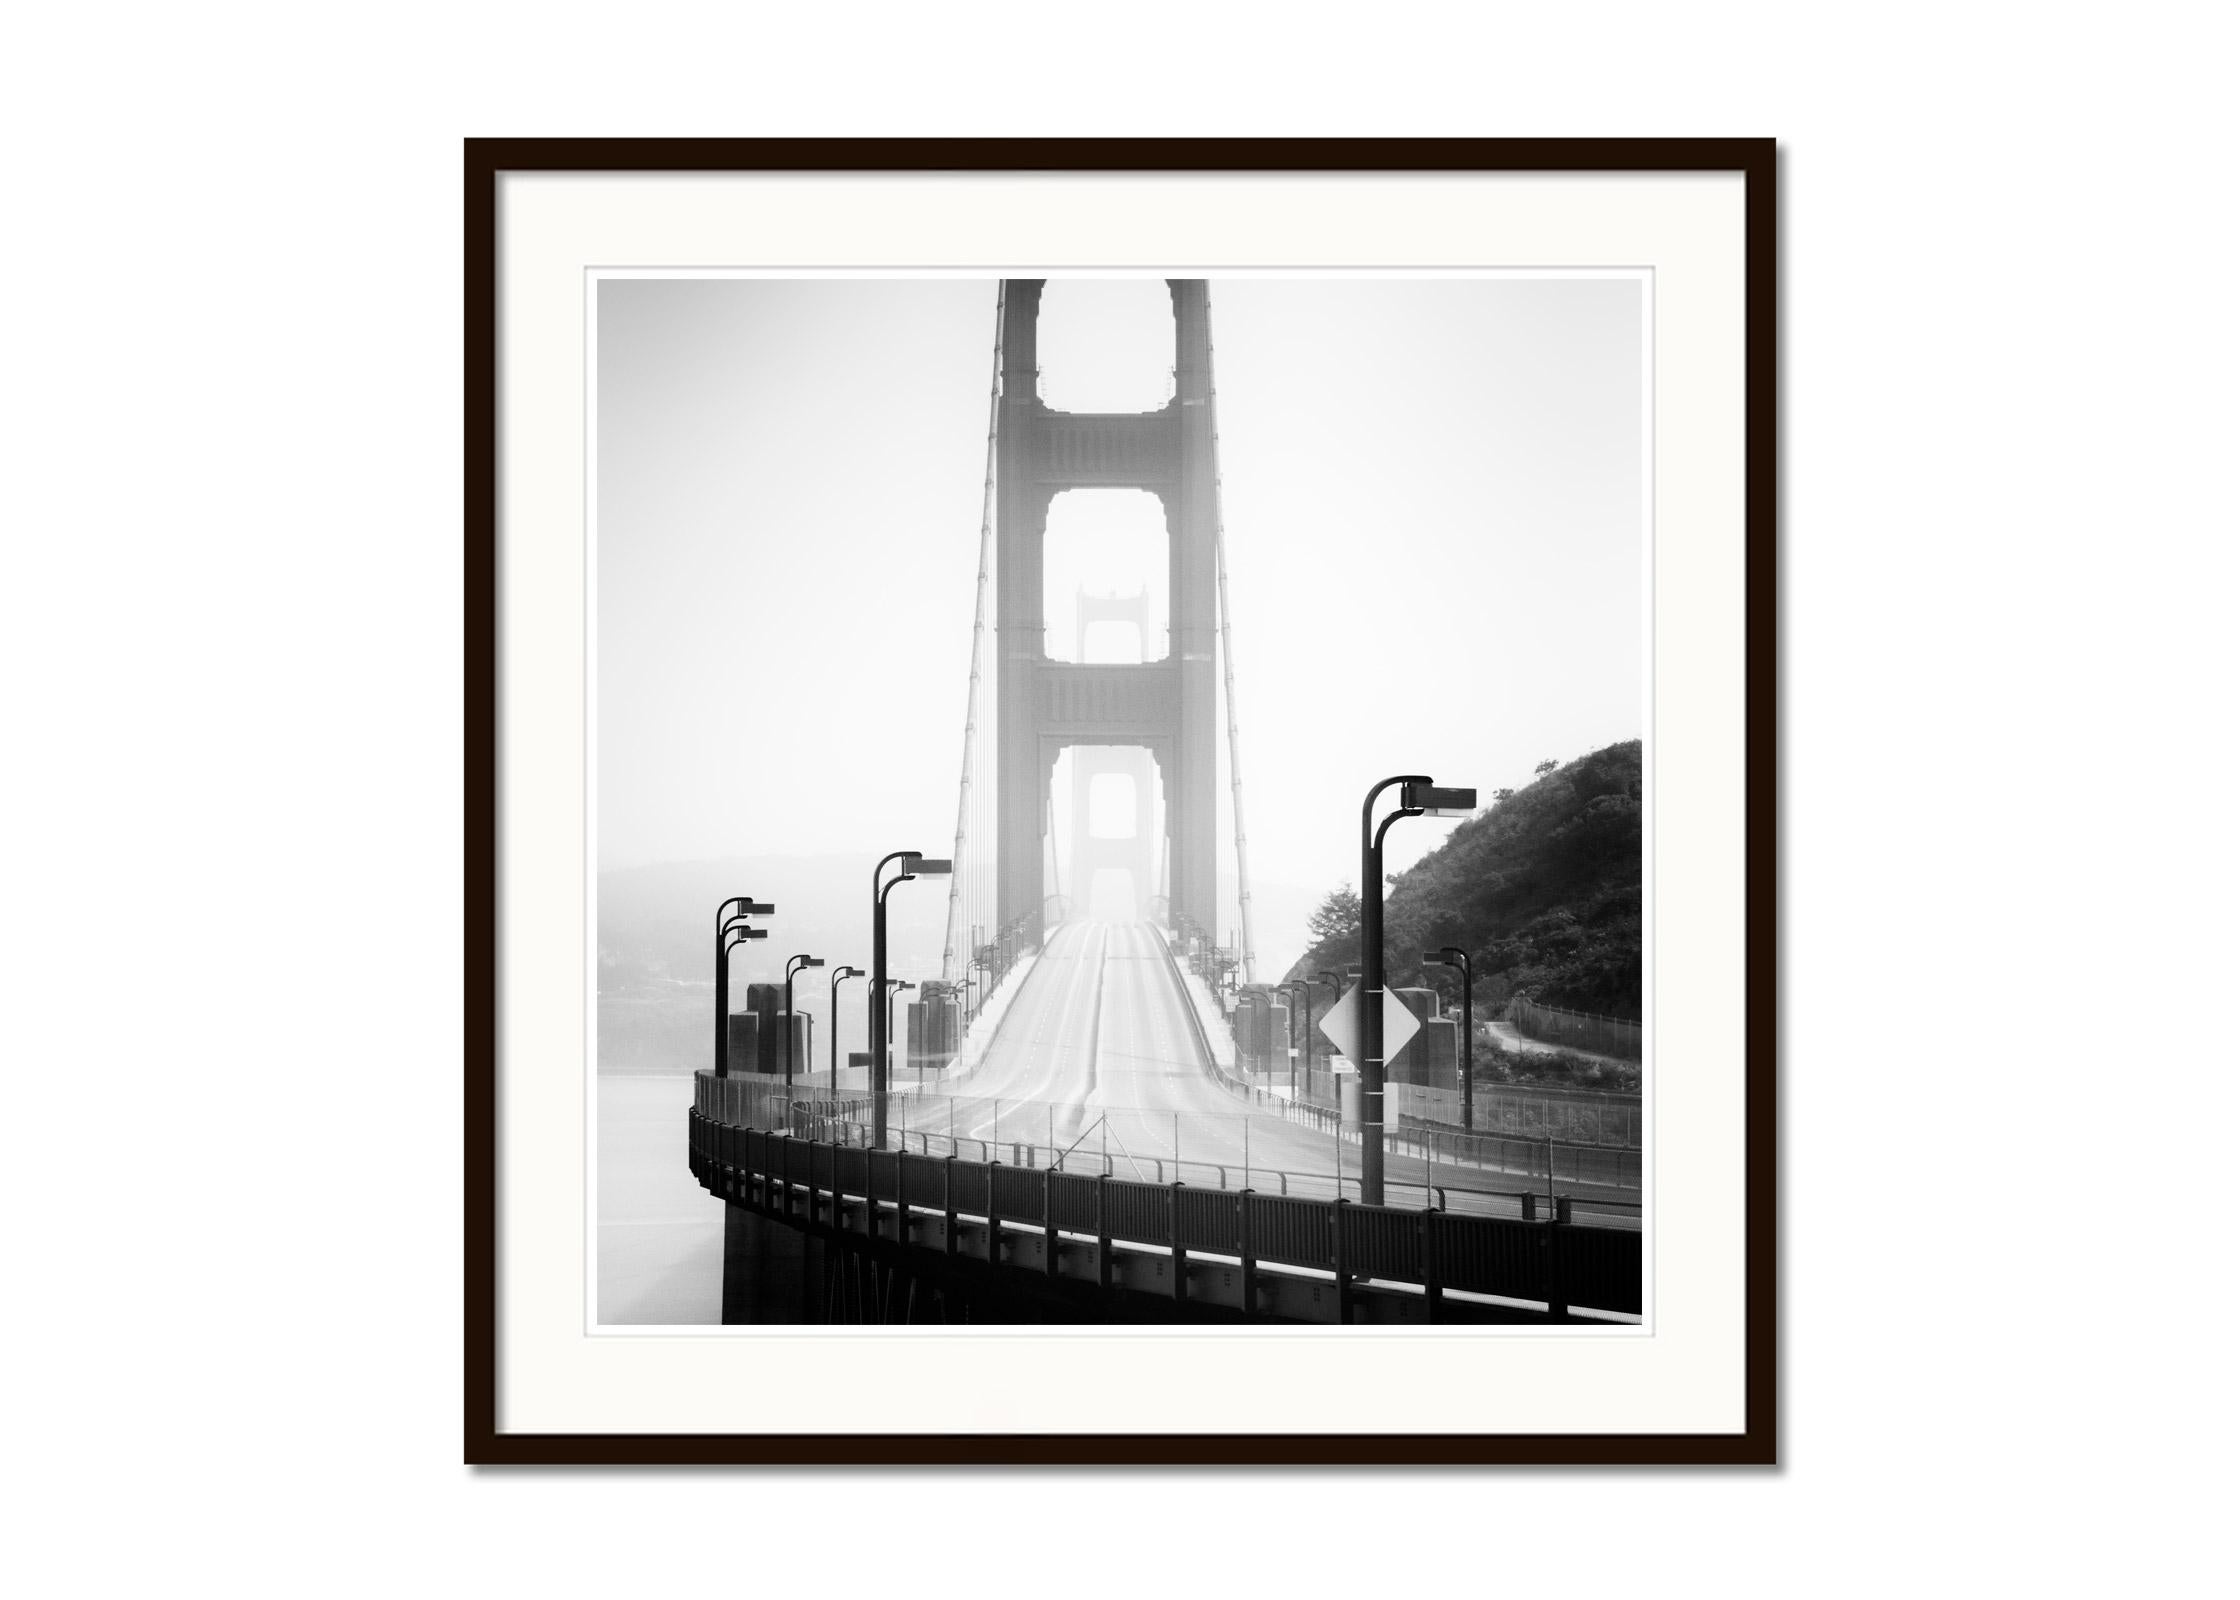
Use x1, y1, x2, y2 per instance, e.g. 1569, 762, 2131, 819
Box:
995, 279, 1220, 950
1067, 742, 1159, 920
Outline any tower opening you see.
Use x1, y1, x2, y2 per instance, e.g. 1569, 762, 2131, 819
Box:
1050, 744, 1163, 927
1088, 771, 1137, 838
1042, 490, 1169, 662
1034, 280, 1176, 414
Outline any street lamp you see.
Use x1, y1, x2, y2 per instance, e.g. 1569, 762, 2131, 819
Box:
827, 964, 861, 1093
713, 896, 773, 1078
783, 953, 825, 1088
871, 851, 950, 1146
1423, 946, 1474, 1131
1357, 776, 1475, 1204
1314, 969, 1347, 1091
886, 979, 917, 1085
1278, 980, 1311, 1097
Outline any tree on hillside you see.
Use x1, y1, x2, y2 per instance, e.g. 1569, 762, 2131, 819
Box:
1282, 742, 1641, 1022
1306, 885, 1362, 947
1376, 740, 1642, 1019
1534, 759, 1559, 776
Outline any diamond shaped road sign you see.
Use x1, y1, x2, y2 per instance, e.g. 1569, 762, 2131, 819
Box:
1316, 982, 1422, 1065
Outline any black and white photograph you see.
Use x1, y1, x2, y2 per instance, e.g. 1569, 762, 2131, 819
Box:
595, 273, 1651, 1330
16, 1, 2240, 1586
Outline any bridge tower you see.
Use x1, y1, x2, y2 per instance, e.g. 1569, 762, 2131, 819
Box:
997, 280, 1219, 949
1065, 589, 1160, 921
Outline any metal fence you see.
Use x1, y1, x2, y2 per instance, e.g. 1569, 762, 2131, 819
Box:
1278, 1067, 1641, 1149
687, 1109, 1642, 1317
1506, 998, 1642, 1061
1390, 1082, 1642, 1147
694, 1070, 1641, 1216
1264, 1094, 1642, 1194
702, 1075, 1434, 1206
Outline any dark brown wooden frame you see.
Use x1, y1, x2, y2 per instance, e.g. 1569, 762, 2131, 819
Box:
466, 137, 1777, 1466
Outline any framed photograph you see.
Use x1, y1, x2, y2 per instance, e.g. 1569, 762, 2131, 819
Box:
469, 138, 1775, 1464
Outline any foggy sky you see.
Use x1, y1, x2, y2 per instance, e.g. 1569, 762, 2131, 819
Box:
596, 276, 1643, 982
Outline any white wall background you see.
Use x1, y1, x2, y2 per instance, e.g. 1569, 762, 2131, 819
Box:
3, 3, 2232, 1595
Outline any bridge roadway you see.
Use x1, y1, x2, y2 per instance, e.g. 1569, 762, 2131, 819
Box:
896, 919, 1639, 1228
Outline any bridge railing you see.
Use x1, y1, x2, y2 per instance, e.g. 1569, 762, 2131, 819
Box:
686, 1107, 1642, 1318
1269, 1072, 1642, 1148
694, 1070, 1642, 1222
1253, 1094, 1643, 1195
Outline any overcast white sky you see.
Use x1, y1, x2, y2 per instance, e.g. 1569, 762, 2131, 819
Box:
596, 275, 1643, 978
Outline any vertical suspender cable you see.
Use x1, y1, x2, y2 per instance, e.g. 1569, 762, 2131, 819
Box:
1045, 794, 1062, 906
943, 284, 1006, 984
1207, 289, 1257, 985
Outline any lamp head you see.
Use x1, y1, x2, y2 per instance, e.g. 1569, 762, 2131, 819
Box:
1402, 782, 1477, 819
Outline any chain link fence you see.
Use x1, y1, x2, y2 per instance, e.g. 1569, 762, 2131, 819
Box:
1507, 997, 1642, 1061
1391, 1082, 1641, 1147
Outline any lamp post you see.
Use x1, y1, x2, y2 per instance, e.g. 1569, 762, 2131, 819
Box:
827, 965, 861, 1093
713, 896, 773, 1078
782, 954, 824, 1088
886, 979, 917, 1085
725, 914, 779, 1080
1358, 776, 1475, 1205
1278, 980, 1310, 1097
871, 851, 950, 1146
1424, 946, 1475, 1131
1314, 969, 1346, 1095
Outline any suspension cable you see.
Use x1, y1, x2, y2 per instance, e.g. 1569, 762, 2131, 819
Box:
1207, 288, 1257, 985
942, 284, 1006, 983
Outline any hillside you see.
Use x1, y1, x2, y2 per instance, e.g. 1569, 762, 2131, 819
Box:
1282, 740, 1642, 1020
